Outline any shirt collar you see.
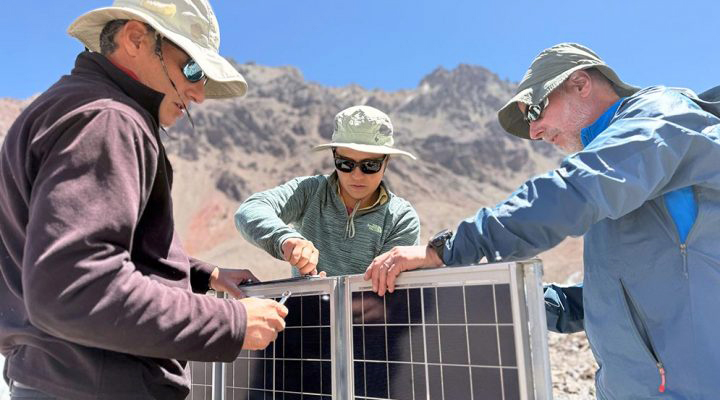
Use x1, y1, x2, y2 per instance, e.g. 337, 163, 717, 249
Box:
334, 176, 389, 213
74, 52, 164, 127
109, 59, 141, 82
580, 97, 625, 147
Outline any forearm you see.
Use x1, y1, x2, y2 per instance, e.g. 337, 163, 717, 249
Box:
235, 199, 304, 259
443, 173, 593, 266
25, 254, 247, 362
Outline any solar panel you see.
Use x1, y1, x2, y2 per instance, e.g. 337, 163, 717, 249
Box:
348, 275, 521, 399
187, 261, 551, 400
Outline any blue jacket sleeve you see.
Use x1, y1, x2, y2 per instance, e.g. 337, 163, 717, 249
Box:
544, 283, 584, 333
442, 90, 720, 266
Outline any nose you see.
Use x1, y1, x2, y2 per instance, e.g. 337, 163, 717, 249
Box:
350, 165, 365, 179
528, 121, 543, 140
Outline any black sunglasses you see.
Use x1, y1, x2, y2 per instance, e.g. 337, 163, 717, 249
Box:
333, 153, 387, 174
523, 97, 549, 123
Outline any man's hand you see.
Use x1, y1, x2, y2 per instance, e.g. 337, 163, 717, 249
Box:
364, 245, 444, 296
210, 267, 259, 299
240, 297, 288, 350
281, 238, 322, 276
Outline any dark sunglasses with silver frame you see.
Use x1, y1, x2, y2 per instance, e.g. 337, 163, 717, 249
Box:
332, 150, 387, 174
523, 97, 549, 123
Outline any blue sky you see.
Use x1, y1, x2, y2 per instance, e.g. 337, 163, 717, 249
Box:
2, 1, 719, 99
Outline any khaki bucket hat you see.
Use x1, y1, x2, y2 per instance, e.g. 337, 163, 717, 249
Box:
67, 0, 247, 99
498, 43, 640, 139
314, 105, 417, 160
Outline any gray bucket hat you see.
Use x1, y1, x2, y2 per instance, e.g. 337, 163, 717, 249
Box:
498, 43, 640, 139
314, 105, 417, 160
67, 0, 247, 99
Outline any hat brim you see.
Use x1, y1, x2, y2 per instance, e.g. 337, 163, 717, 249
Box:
497, 64, 640, 139
67, 7, 247, 99
313, 143, 417, 160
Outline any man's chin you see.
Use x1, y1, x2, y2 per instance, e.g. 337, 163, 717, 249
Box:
159, 117, 179, 129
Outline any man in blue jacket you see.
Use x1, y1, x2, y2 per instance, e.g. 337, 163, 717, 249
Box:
365, 43, 720, 399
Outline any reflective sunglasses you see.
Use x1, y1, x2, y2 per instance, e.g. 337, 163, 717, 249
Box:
333, 154, 387, 174
523, 97, 549, 123
159, 37, 206, 84
181, 58, 206, 84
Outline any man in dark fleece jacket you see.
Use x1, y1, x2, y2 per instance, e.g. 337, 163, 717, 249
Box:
0, 1, 288, 399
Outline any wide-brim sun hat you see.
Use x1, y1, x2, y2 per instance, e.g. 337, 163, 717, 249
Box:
498, 42, 640, 139
67, 0, 247, 99
314, 105, 417, 160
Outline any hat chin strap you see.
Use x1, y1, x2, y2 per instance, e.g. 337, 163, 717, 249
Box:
154, 35, 196, 130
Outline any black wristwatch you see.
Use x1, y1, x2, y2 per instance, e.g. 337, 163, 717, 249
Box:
428, 229, 453, 261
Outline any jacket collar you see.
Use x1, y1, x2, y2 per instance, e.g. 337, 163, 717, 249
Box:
72, 51, 165, 127
580, 97, 625, 147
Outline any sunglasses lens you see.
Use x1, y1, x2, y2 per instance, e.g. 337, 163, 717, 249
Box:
525, 97, 549, 123
359, 160, 383, 174
183, 60, 205, 83
334, 158, 355, 173
526, 105, 540, 122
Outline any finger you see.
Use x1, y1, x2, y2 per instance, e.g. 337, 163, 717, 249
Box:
290, 244, 304, 265
309, 249, 319, 269
282, 241, 294, 261
269, 314, 286, 332
364, 263, 373, 280
299, 247, 318, 275
267, 318, 281, 333
386, 262, 406, 293
377, 262, 389, 296
276, 303, 289, 318
295, 246, 313, 272
365, 257, 381, 280
370, 260, 383, 293
275, 316, 286, 332
265, 330, 278, 346
224, 285, 246, 299
298, 261, 316, 275
238, 269, 260, 283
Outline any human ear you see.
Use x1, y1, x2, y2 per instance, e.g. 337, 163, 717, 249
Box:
568, 70, 592, 97
118, 20, 151, 56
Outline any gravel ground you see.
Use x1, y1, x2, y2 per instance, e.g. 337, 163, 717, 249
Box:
548, 331, 598, 399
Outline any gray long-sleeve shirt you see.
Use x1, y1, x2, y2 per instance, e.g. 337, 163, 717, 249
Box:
235, 173, 420, 276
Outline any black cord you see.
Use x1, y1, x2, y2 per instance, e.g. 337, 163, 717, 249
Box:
154, 34, 196, 131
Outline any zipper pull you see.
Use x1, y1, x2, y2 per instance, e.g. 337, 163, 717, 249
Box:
657, 363, 666, 393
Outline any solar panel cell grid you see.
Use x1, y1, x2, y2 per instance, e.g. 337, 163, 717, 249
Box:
351, 283, 520, 400
222, 293, 332, 400
187, 360, 212, 400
